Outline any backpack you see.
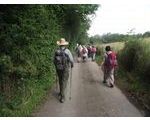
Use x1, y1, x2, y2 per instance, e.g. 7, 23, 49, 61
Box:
105, 52, 117, 68
82, 48, 87, 54
54, 49, 68, 70
92, 47, 96, 53
87, 46, 91, 52
76, 45, 80, 53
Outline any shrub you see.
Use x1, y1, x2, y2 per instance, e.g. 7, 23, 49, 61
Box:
118, 40, 150, 83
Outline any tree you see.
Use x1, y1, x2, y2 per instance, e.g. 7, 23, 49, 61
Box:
48, 4, 100, 42
143, 31, 150, 38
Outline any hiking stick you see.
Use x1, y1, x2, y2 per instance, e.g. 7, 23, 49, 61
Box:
69, 67, 72, 100
56, 73, 58, 92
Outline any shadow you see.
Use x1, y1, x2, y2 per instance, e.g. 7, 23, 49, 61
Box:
50, 88, 60, 102
88, 79, 101, 84
83, 77, 103, 85
102, 81, 115, 88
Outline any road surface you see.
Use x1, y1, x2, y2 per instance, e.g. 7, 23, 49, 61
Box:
32, 59, 143, 117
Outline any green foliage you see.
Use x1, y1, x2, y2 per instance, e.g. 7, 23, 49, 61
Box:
105, 39, 150, 113
118, 40, 138, 72
0, 4, 99, 116
50, 4, 99, 42
0, 5, 59, 116
90, 31, 150, 43
142, 31, 150, 37
118, 40, 150, 83
94, 45, 103, 65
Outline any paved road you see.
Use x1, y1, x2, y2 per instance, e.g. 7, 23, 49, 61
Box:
32, 59, 143, 117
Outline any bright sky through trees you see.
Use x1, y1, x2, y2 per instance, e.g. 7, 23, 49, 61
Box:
88, 3, 150, 36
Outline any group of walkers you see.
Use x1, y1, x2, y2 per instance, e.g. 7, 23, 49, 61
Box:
75, 43, 97, 62
53, 38, 117, 103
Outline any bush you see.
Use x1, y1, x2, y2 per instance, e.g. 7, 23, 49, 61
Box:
118, 39, 150, 83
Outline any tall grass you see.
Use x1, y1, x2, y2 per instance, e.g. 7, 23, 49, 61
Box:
118, 39, 150, 83
117, 39, 150, 112
96, 42, 124, 53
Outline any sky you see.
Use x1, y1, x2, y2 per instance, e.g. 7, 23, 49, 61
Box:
88, 3, 150, 36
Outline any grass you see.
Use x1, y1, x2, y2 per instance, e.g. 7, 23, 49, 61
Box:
95, 42, 125, 65
0, 73, 56, 117
96, 42, 125, 53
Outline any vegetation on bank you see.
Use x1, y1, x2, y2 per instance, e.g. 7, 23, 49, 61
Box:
117, 39, 150, 113
0, 4, 99, 116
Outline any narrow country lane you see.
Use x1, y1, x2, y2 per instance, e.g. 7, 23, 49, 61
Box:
32, 59, 143, 117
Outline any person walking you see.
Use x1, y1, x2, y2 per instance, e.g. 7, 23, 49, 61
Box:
100, 46, 117, 88
75, 43, 82, 62
53, 38, 74, 103
87, 44, 92, 58
81, 45, 88, 62
91, 45, 97, 61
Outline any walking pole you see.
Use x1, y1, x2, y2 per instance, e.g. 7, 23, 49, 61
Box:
56, 73, 58, 92
69, 67, 72, 100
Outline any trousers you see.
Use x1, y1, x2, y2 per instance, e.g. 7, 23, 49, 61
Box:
104, 66, 115, 86
56, 67, 69, 98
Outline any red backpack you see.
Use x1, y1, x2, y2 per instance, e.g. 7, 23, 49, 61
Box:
105, 52, 117, 68
92, 47, 96, 53
82, 48, 87, 54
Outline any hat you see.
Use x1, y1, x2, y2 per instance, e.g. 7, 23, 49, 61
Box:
57, 38, 69, 46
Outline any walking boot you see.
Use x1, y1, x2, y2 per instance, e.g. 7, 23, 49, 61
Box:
60, 96, 65, 103
110, 83, 114, 88
103, 80, 107, 83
